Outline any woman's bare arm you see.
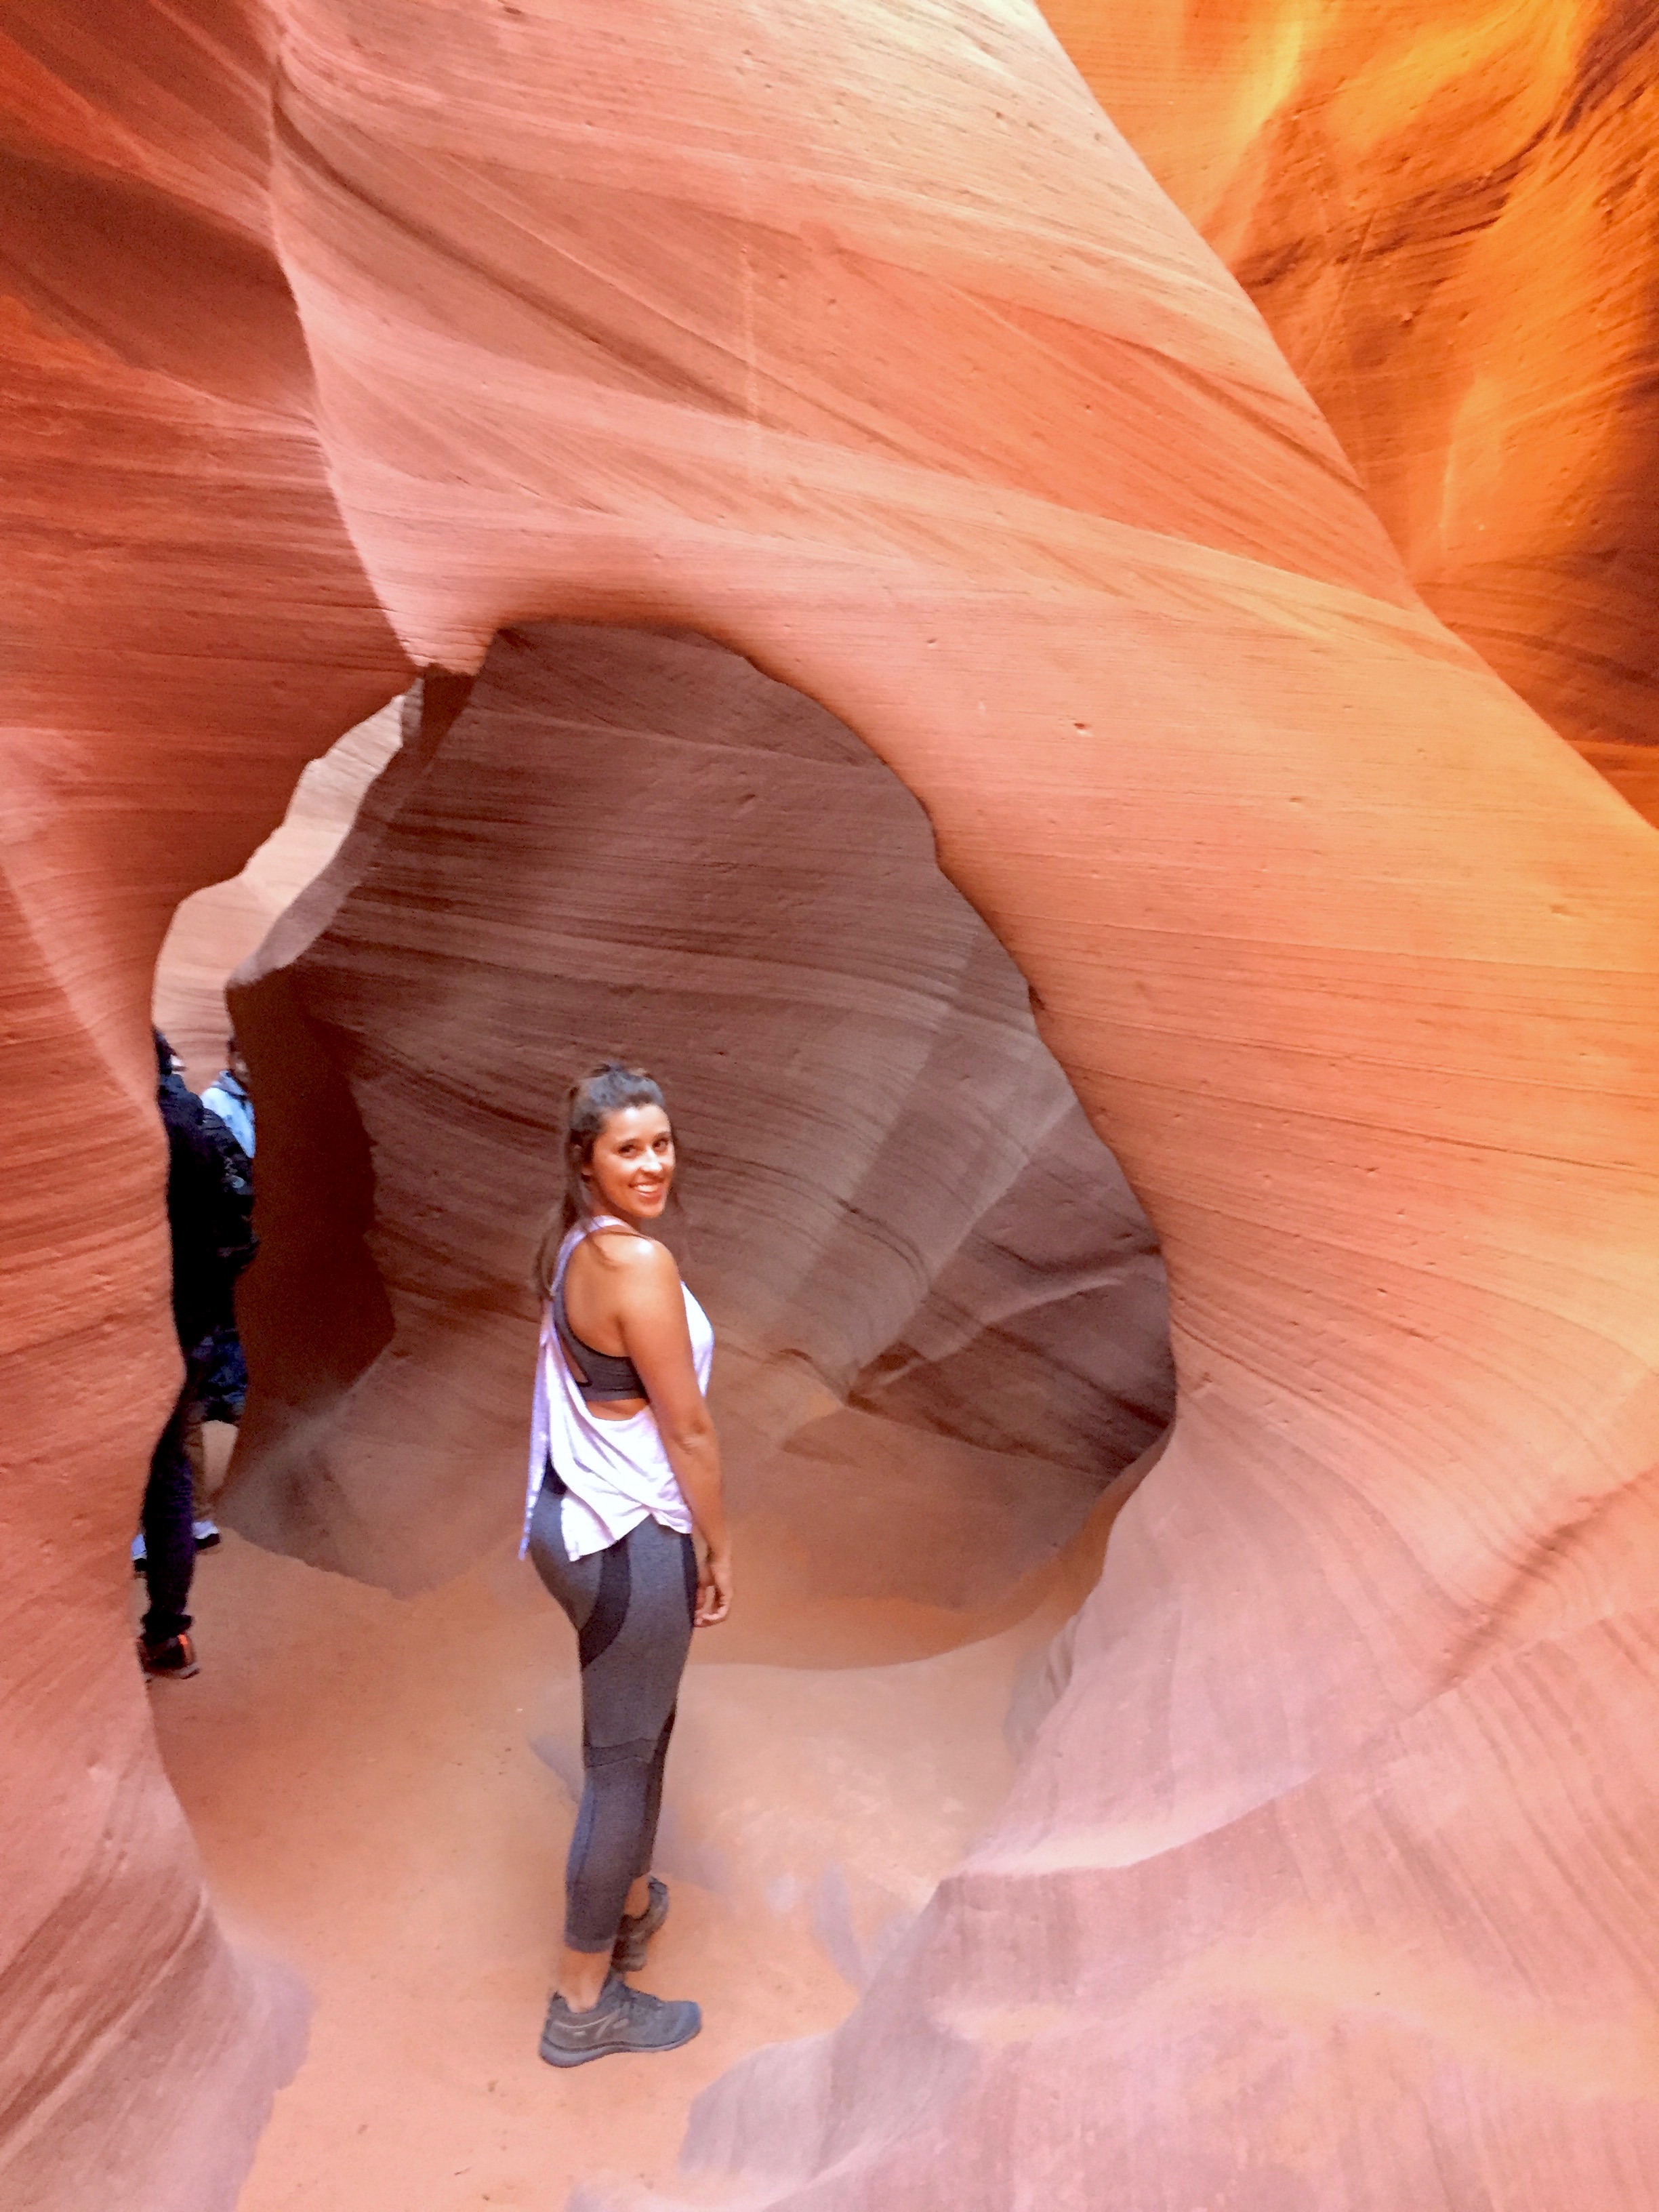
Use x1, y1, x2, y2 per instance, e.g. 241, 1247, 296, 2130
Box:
608, 1238, 730, 1626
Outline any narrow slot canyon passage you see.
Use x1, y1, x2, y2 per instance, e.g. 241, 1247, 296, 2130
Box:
13, 4, 1659, 2203
144, 623, 1174, 2209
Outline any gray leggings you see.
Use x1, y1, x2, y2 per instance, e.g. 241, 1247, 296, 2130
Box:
528, 1474, 697, 1952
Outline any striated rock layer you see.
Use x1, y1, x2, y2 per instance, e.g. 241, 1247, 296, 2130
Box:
225, 621, 1172, 1610
152, 699, 403, 1088
1, 1, 1656, 2209
270, 1, 1659, 2205
1040, 0, 1659, 821
0, 6, 407, 2207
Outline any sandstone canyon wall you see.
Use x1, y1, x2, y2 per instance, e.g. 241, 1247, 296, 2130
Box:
224, 621, 1172, 1605
152, 697, 403, 1088
2, 3, 1657, 2211
0, 6, 407, 2207
1038, 0, 1659, 821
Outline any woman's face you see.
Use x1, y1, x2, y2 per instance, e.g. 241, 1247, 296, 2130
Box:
583, 1103, 675, 1223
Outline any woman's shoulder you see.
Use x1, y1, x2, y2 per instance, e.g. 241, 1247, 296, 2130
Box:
584, 1223, 680, 1288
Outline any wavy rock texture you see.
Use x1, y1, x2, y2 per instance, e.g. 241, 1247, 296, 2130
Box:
267, 1, 1659, 2205
152, 699, 403, 1088
1039, 0, 1659, 821
225, 622, 1172, 1612
2, 1, 1657, 2209
0, 7, 407, 2208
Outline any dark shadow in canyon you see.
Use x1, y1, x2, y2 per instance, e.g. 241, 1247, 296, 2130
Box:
131, 621, 1179, 2203
209, 623, 1174, 1643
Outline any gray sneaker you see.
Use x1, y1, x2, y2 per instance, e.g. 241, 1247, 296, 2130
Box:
538, 1973, 700, 2068
611, 1877, 670, 1973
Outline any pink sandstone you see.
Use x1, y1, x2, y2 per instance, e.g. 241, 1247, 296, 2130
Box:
0, 5, 407, 2205
222, 622, 1172, 1601
152, 699, 403, 1089
1, 3, 1656, 2209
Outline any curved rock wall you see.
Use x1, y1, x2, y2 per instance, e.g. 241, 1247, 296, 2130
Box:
269, 1, 1659, 2203
1039, 0, 1659, 821
0, 7, 408, 2205
226, 621, 1172, 1601
3, 2, 1657, 2208
152, 699, 403, 1088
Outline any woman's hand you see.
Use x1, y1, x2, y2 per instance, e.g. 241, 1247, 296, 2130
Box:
695, 1547, 732, 1627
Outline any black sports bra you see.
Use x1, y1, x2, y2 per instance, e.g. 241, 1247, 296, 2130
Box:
553, 1272, 647, 1402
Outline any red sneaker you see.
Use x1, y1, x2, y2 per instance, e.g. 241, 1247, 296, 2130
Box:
138, 1632, 199, 1680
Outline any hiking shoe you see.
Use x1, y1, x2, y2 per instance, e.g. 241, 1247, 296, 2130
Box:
612, 1877, 670, 1973
538, 1972, 699, 2068
192, 1519, 222, 1550
138, 1633, 199, 1680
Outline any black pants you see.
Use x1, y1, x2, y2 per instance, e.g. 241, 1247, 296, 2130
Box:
528, 1474, 696, 1952
142, 1344, 209, 1643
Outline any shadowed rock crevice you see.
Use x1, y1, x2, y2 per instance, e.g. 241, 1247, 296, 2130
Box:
222, 623, 1174, 1605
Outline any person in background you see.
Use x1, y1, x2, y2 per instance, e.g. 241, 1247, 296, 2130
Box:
132, 1038, 249, 1563
194, 1033, 256, 1534
201, 1036, 255, 1158
137, 1030, 256, 1679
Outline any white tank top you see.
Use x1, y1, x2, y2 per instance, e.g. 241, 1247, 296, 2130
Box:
521, 1217, 714, 1562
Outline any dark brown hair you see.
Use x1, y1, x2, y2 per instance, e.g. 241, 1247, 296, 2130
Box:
531, 1061, 672, 1299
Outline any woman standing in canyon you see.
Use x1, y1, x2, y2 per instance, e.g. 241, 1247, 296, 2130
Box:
523, 1062, 731, 2066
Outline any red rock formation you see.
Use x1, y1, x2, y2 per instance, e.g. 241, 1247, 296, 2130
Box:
3, 2, 1657, 2209
152, 701, 403, 1088
223, 622, 1172, 1609
0, 7, 408, 2205
1038, 0, 1659, 821
270, 2, 1659, 2204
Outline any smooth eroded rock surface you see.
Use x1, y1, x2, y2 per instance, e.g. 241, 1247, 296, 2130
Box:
268, 1, 1659, 2203
0, 6, 407, 2205
1040, 0, 1659, 821
4, 2, 1658, 2208
226, 622, 1172, 1616
152, 701, 404, 1088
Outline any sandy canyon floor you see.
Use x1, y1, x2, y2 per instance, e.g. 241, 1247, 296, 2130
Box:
136, 1427, 1101, 2210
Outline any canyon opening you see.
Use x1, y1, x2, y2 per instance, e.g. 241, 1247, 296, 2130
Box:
7, 2, 1658, 2207
140, 624, 1175, 2203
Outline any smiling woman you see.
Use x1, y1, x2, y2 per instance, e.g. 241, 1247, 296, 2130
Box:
523, 1062, 731, 2064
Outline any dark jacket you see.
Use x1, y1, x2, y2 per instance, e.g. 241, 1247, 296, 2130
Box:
159, 1073, 257, 1350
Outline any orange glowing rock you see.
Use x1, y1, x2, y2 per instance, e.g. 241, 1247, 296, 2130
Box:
1039, 0, 1659, 821
2, 4, 1656, 2209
